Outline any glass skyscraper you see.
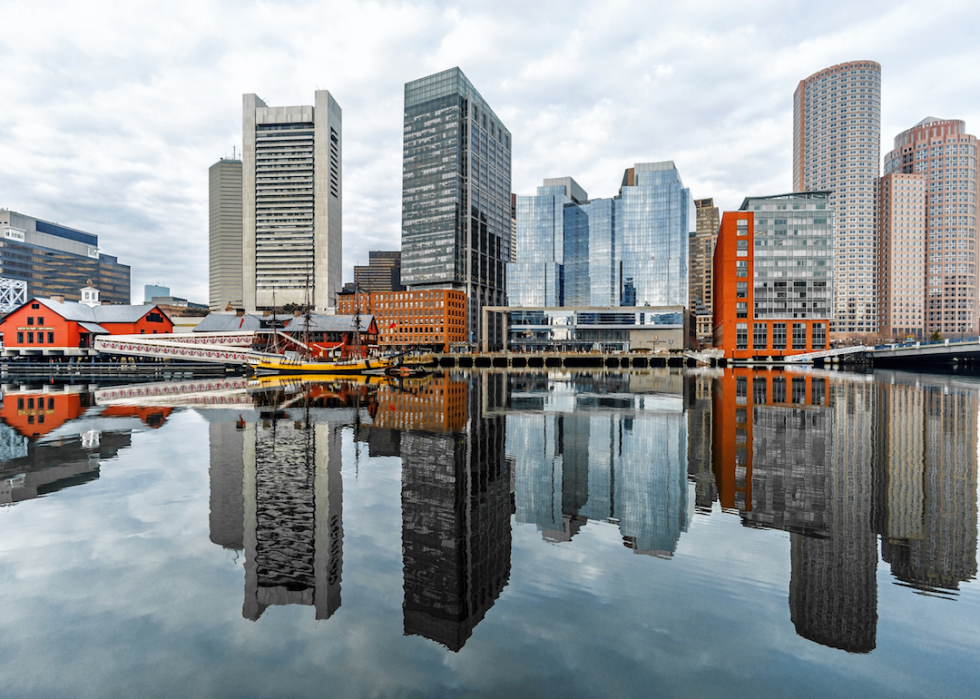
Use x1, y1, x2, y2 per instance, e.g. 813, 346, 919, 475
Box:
507, 162, 693, 309
400, 68, 512, 346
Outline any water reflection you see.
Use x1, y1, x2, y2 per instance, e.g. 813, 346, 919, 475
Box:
2, 368, 978, 662
0, 384, 172, 504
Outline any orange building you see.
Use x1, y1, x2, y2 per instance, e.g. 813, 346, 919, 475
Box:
371, 375, 468, 433
713, 193, 835, 360
712, 369, 830, 518
0, 295, 173, 357
337, 288, 467, 352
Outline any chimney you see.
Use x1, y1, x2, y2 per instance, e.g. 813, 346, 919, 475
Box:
262, 310, 270, 317
293, 310, 302, 317
51, 295, 65, 303
236, 308, 245, 317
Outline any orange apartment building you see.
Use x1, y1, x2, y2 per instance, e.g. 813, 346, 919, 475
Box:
711, 369, 831, 521
713, 193, 835, 360
337, 288, 467, 352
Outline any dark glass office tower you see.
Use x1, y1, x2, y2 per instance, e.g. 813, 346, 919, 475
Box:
401, 68, 512, 346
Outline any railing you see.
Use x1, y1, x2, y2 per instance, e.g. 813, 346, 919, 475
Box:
782, 345, 872, 363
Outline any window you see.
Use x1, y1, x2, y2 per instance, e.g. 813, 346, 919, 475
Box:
773, 323, 787, 349
737, 302, 748, 318
27, 317, 34, 325
37, 316, 44, 324
736, 323, 748, 349
27, 332, 33, 343
772, 377, 787, 403
48, 332, 54, 344
737, 220, 749, 235
31, 303, 39, 309
792, 323, 807, 349
17, 332, 23, 343
736, 282, 748, 298
753, 377, 767, 403
37, 333, 44, 345
736, 261, 748, 277
753, 323, 768, 349
812, 323, 827, 349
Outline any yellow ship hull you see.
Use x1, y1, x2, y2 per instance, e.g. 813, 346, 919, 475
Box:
248, 354, 395, 376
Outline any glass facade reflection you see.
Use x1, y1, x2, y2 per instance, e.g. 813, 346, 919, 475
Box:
401, 68, 512, 346
508, 162, 693, 309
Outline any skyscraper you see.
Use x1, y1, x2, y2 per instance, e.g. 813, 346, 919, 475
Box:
209, 157, 243, 311
242, 91, 342, 312
883, 118, 979, 337
877, 172, 927, 339
400, 68, 512, 346
794, 60, 881, 341
689, 198, 719, 346
508, 177, 590, 307
506, 162, 693, 310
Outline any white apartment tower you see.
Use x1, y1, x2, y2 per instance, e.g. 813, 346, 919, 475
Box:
794, 60, 881, 340
242, 91, 342, 312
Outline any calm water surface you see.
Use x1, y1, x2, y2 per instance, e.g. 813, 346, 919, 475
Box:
1, 369, 978, 698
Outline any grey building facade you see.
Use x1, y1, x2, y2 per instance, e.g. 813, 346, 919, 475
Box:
0, 209, 131, 306
209, 158, 243, 311
400, 68, 512, 346
242, 91, 342, 312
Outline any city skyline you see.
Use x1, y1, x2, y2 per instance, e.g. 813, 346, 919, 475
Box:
1, 1, 980, 302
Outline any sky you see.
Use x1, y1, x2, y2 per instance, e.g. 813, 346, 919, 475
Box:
1, 0, 979, 303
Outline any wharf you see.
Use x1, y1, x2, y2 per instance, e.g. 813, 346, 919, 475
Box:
431, 351, 702, 370
0, 360, 232, 380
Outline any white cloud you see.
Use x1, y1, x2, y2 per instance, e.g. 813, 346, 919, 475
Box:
0, 0, 978, 302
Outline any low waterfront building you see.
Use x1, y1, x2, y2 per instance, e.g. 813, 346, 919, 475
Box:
0, 291, 174, 357
0, 209, 131, 306
337, 288, 466, 352
482, 305, 695, 353
713, 192, 835, 360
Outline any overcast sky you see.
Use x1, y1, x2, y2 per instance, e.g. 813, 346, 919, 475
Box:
2, 0, 979, 303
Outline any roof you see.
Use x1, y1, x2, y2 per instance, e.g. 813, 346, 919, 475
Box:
193, 313, 295, 332
738, 191, 832, 211
30, 297, 162, 324
79, 322, 109, 334
194, 314, 265, 332
285, 314, 376, 333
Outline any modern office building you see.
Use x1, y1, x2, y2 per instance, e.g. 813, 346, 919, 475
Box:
877, 173, 927, 339
353, 250, 404, 293
794, 60, 881, 341
883, 118, 979, 337
507, 163, 694, 312
144, 284, 170, 303
400, 68, 512, 346
713, 192, 835, 360
508, 177, 590, 307
242, 91, 342, 313
209, 157, 243, 311
689, 198, 719, 346
0, 209, 131, 307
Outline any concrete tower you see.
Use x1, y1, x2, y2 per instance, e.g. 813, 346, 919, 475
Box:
208, 157, 243, 311
883, 118, 980, 338
794, 60, 882, 342
242, 91, 342, 312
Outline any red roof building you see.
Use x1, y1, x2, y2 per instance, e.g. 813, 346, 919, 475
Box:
0, 295, 173, 358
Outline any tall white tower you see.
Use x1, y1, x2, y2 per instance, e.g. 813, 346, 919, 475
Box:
794, 60, 881, 341
242, 91, 342, 312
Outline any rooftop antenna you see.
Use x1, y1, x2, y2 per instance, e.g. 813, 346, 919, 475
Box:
233, 145, 237, 160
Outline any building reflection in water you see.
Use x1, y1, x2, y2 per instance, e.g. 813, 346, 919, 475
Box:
366, 374, 512, 652
192, 368, 977, 654
0, 385, 171, 505
506, 373, 689, 557
710, 368, 978, 654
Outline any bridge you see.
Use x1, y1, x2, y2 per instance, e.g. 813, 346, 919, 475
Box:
782, 336, 980, 366
94, 332, 260, 364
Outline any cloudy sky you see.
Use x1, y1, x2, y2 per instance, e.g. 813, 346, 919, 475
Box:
2, 0, 979, 303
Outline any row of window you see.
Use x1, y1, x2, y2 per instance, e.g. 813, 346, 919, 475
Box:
17, 331, 54, 344
734, 322, 827, 351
